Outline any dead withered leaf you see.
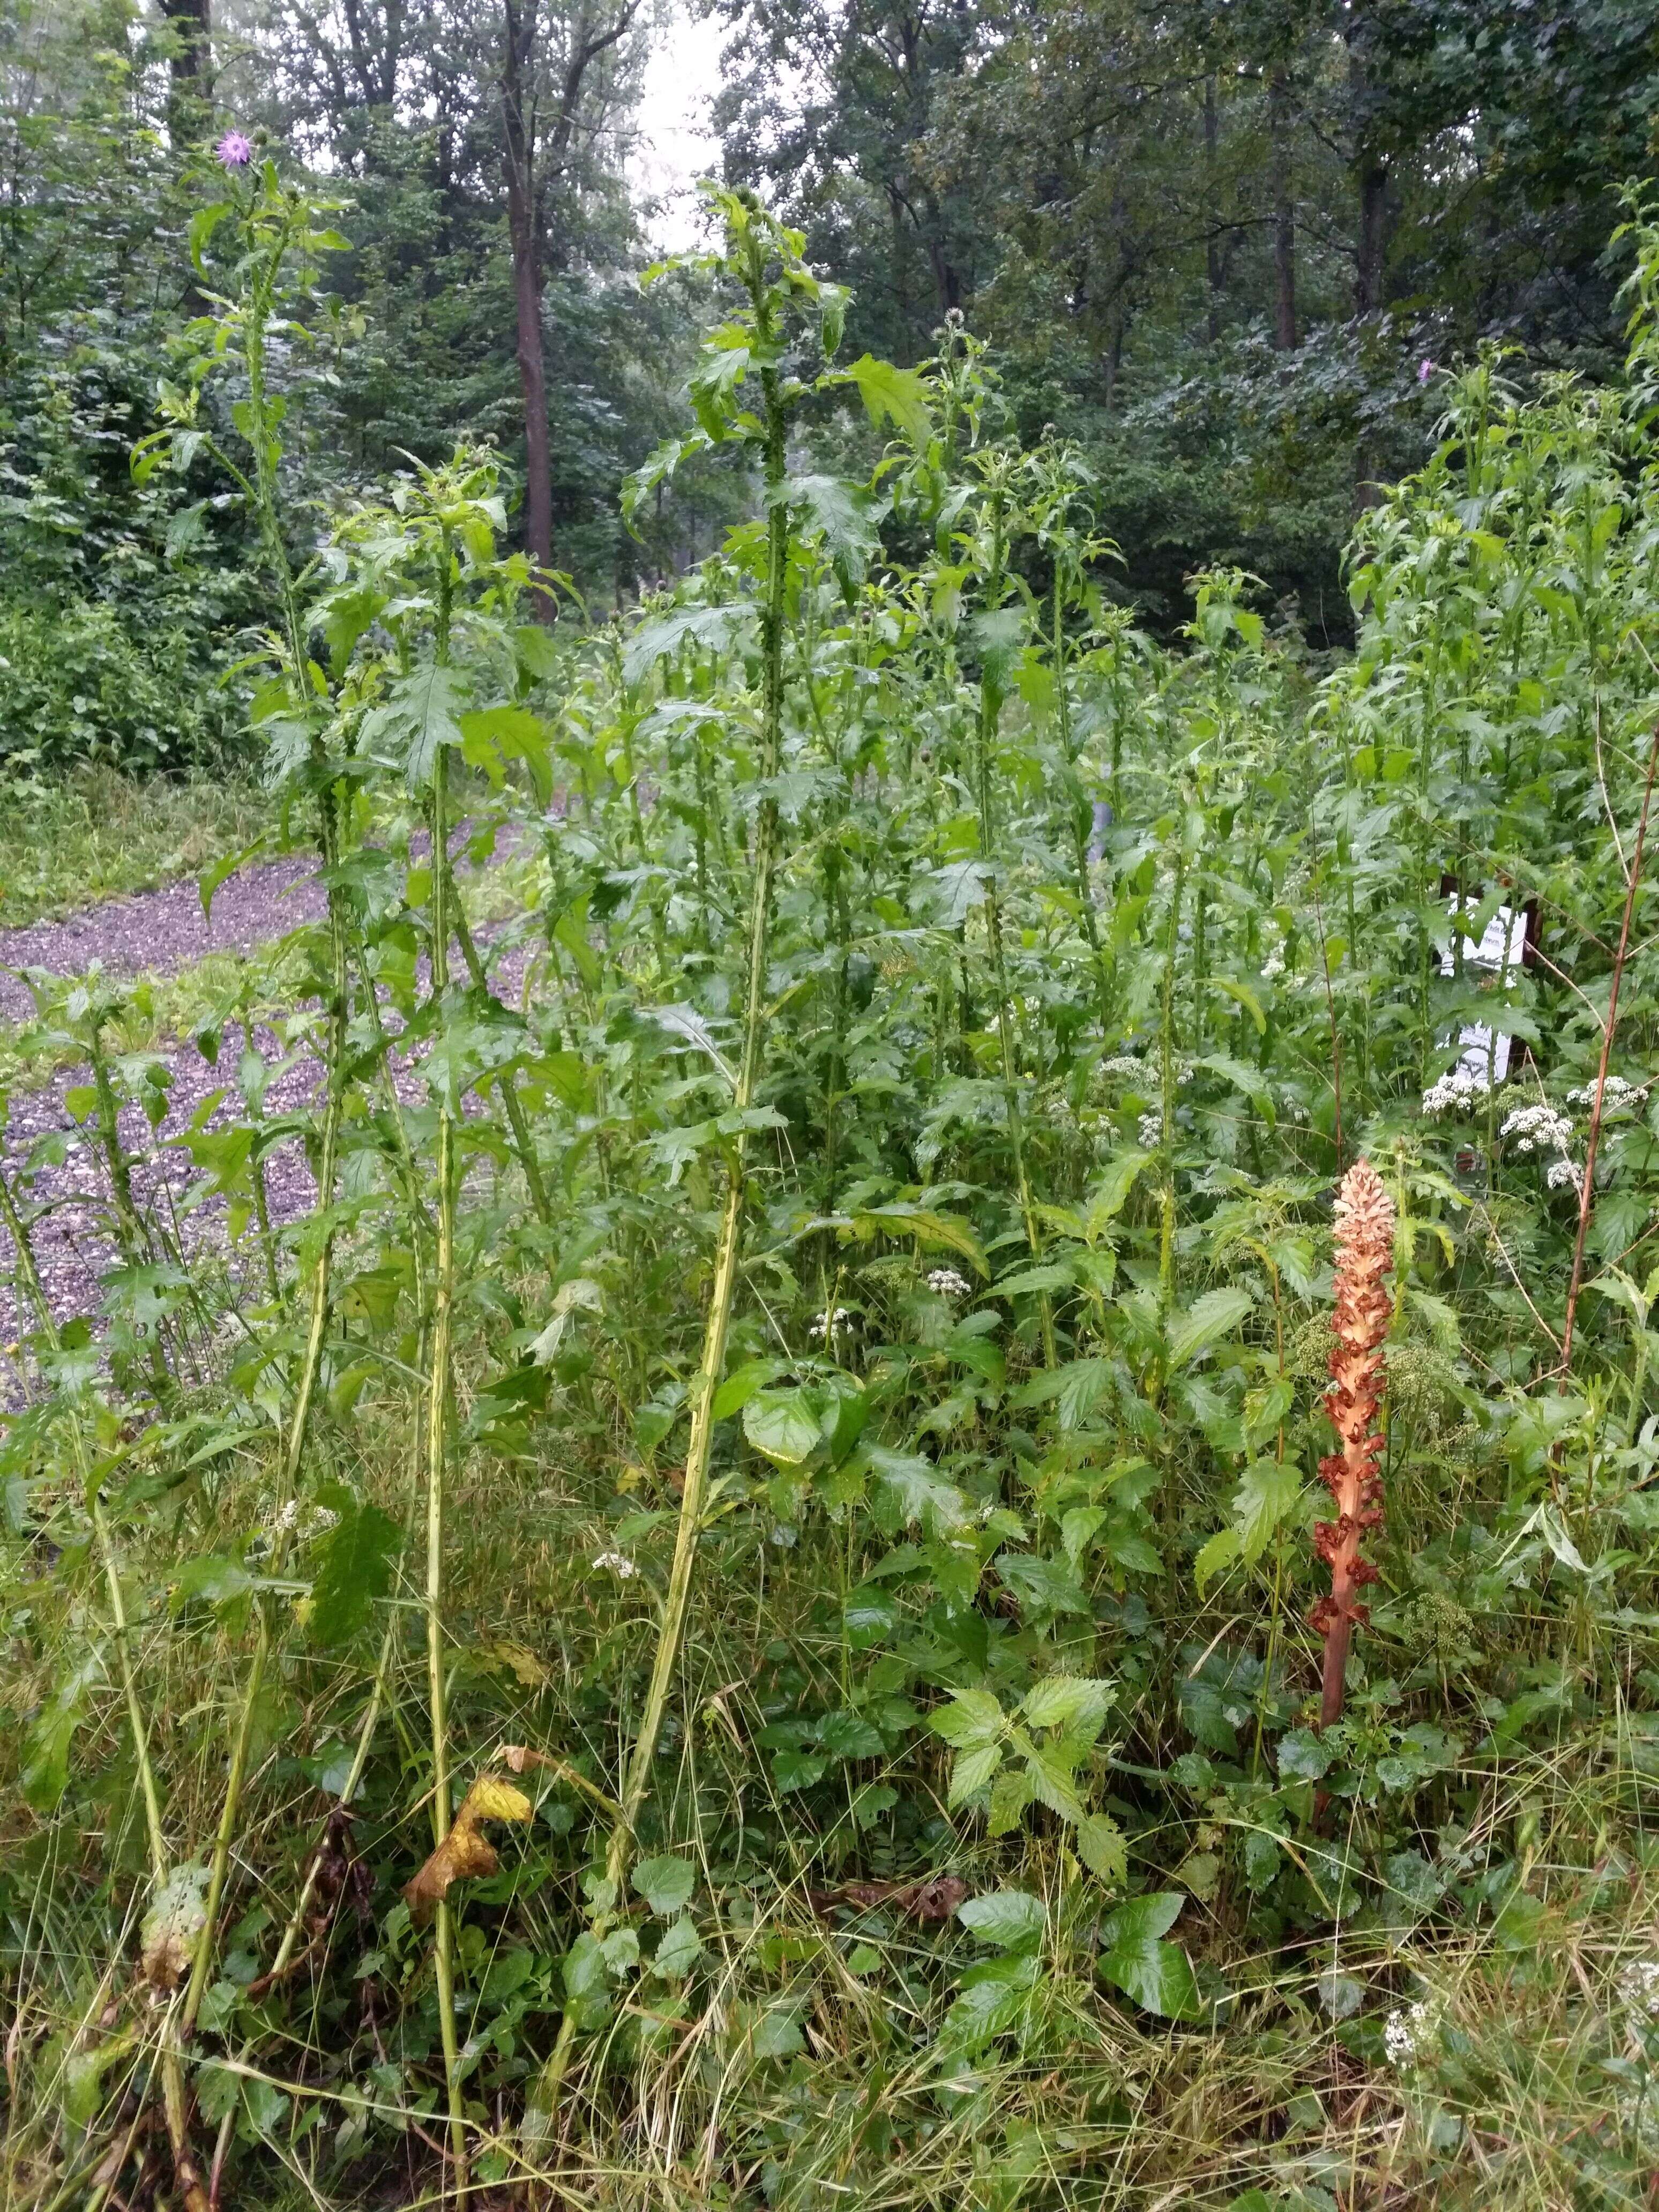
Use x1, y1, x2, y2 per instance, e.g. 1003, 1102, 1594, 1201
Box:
808, 1874, 968, 1924
402, 1776, 532, 1922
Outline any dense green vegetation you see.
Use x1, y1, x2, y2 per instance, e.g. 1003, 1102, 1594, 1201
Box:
7, 13, 1659, 2212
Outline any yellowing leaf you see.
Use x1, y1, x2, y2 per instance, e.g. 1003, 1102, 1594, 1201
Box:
402, 1773, 532, 1921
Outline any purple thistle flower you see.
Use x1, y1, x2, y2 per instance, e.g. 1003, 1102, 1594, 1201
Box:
216, 130, 253, 170
1417, 357, 1436, 386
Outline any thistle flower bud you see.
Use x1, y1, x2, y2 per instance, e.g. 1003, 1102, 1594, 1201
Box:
1310, 1157, 1395, 1729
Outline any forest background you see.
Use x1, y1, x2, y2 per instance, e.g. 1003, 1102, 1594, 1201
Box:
8, 0, 1659, 778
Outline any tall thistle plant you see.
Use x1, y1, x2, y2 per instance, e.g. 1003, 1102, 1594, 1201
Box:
526, 184, 936, 2126
132, 146, 364, 2199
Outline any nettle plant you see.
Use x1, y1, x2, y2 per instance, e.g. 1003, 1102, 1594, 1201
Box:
13, 173, 1659, 2209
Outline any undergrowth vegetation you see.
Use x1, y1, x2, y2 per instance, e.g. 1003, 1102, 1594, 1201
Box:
7, 168, 1659, 2212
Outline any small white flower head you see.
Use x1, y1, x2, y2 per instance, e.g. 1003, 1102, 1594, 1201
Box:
1546, 1156, 1583, 1197
1262, 947, 1287, 979
1500, 1102, 1575, 1156
1138, 1111, 1163, 1149
1422, 1067, 1489, 1117
1384, 1999, 1441, 2069
592, 1550, 637, 1579
1617, 1957, 1659, 2021
808, 1306, 852, 1341
926, 1267, 972, 1298
1567, 1075, 1650, 1113
1098, 1056, 1147, 1082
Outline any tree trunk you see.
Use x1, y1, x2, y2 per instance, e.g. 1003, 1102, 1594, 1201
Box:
502, 0, 556, 615
1204, 75, 1222, 343
1271, 68, 1296, 350
1346, 15, 1389, 506
162, 0, 212, 147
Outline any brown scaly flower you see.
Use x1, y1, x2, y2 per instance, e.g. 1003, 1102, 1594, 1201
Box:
1310, 1157, 1395, 1730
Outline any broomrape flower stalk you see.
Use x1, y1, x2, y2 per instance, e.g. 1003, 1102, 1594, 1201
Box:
1311, 1158, 1395, 1731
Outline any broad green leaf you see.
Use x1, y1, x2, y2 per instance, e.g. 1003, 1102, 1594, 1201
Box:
1076, 1813, 1129, 1886
651, 1917, 704, 1979
841, 354, 932, 446
621, 603, 753, 689
1020, 1675, 1113, 1735
1195, 1053, 1275, 1126
309, 1491, 401, 1646
1167, 1286, 1254, 1369
1098, 1892, 1200, 2018
957, 1890, 1044, 1949
632, 1854, 696, 1917
1193, 1527, 1242, 1595
1233, 1458, 1301, 1564
711, 1359, 788, 1421
928, 1686, 1005, 1751
743, 1388, 823, 1466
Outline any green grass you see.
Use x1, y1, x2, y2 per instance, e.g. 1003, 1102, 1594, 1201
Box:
0, 763, 266, 929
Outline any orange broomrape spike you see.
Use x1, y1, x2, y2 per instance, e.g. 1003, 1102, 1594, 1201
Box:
1310, 1157, 1395, 1730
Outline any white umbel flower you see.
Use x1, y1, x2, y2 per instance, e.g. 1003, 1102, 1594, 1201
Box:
1500, 1102, 1575, 1156
1617, 1957, 1659, 2021
1384, 1999, 1440, 2068
926, 1267, 972, 1298
1567, 1075, 1650, 1111
1422, 1067, 1489, 1117
592, 1550, 638, 1579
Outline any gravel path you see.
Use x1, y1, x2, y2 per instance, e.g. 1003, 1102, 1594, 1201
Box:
0, 840, 539, 1365
0, 853, 326, 1025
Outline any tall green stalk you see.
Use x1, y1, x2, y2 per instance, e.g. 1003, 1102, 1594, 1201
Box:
526, 198, 806, 2136
420, 529, 468, 2193
975, 465, 1056, 1367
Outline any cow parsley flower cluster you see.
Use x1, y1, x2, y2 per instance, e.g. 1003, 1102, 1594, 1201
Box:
1500, 1102, 1575, 1155
1383, 2000, 1440, 2068
809, 1306, 852, 1341
1566, 1075, 1650, 1112
1546, 1156, 1584, 1197
592, 1550, 638, 1579
1617, 1956, 1659, 2021
1098, 1056, 1147, 1083
926, 1267, 972, 1298
1422, 1066, 1489, 1117
1139, 1112, 1164, 1149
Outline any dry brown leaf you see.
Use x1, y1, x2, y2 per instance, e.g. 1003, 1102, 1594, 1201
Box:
402, 1775, 533, 1920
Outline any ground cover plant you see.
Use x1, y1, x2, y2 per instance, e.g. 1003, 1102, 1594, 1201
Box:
7, 161, 1659, 2212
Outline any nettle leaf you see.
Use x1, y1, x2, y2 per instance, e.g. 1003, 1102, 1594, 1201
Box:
1233, 1458, 1302, 1563
867, 1446, 969, 1533
1020, 1675, 1114, 1736
1193, 1527, 1242, 1595
1276, 1728, 1332, 1782
1098, 1893, 1200, 2019
651, 1917, 704, 1979
928, 1686, 1006, 1751
1167, 1286, 1254, 1369
1076, 1813, 1129, 1886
